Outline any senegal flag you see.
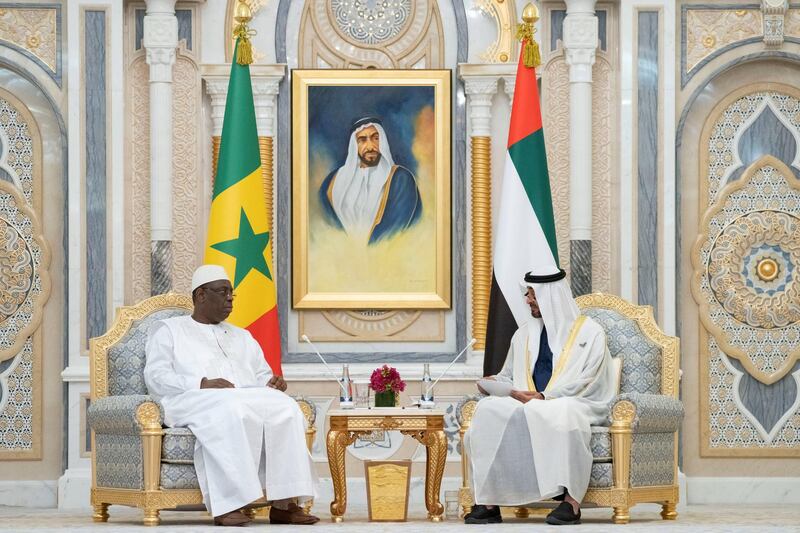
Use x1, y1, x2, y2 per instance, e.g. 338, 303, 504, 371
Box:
483, 37, 559, 376
203, 39, 281, 375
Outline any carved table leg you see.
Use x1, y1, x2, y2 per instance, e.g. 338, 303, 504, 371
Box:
327, 429, 357, 522
92, 503, 109, 522
418, 429, 447, 521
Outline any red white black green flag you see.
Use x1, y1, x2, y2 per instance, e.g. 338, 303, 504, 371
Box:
483, 37, 560, 376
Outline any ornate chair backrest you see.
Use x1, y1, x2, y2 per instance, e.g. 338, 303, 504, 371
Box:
90, 294, 194, 400
576, 293, 680, 398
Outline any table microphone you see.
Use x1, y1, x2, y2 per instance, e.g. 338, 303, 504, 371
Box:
301, 335, 354, 409
420, 338, 477, 409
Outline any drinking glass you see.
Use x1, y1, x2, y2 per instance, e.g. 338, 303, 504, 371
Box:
445, 490, 460, 520
353, 381, 370, 408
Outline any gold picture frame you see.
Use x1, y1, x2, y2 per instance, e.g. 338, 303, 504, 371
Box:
292, 69, 451, 309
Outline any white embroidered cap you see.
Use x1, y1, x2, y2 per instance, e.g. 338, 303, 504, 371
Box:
191, 264, 230, 292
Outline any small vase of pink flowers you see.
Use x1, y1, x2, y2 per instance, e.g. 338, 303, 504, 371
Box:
370, 365, 406, 407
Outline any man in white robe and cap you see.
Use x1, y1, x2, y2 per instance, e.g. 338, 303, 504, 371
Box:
464, 266, 615, 525
318, 116, 422, 245
144, 265, 319, 526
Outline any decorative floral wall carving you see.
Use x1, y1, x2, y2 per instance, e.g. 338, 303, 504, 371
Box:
127, 46, 204, 301
693, 89, 800, 454
298, 0, 443, 68
129, 56, 151, 303
542, 52, 614, 293
684, 9, 761, 74
171, 48, 203, 295
0, 93, 49, 458
0, 7, 58, 75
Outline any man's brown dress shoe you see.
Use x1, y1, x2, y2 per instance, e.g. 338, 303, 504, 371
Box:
213, 510, 252, 526
269, 503, 320, 525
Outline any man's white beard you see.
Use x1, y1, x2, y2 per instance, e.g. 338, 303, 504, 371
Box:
336, 164, 388, 241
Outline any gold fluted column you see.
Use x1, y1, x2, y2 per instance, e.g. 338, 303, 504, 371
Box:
461, 73, 499, 350
210, 135, 273, 233
211, 135, 221, 189
258, 136, 274, 232
470, 136, 492, 350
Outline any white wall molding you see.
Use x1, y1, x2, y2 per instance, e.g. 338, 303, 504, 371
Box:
283, 362, 484, 382
0, 480, 57, 508
686, 476, 800, 504
58, 468, 91, 510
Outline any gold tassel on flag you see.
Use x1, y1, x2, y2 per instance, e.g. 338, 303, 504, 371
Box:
233, 0, 255, 65
516, 3, 542, 68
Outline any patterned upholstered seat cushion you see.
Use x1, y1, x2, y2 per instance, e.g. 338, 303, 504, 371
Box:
107, 308, 191, 396
160, 462, 200, 490
162, 427, 196, 464
589, 462, 613, 488
583, 308, 662, 395
590, 426, 612, 462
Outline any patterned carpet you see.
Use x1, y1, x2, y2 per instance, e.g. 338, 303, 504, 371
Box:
0, 504, 799, 532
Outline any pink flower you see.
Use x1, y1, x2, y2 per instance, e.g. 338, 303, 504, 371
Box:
369, 365, 406, 393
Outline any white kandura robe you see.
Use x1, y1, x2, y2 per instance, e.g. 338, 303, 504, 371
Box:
144, 315, 317, 516
465, 316, 614, 505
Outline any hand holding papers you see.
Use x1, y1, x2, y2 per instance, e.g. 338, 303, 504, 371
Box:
477, 378, 513, 397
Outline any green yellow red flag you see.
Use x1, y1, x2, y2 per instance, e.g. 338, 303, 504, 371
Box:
203, 39, 281, 375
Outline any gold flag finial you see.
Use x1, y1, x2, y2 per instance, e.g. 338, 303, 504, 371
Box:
233, 0, 255, 65
516, 2, 541, 68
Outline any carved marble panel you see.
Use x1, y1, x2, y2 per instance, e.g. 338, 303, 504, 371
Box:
128, 56, 151, 303
684, 9, 762, 75
542, 52, 614, 294
171, 47, 204, 295
694, 89, 800, 455
785, 9, 800, 37
0, 6, 59, 80
0, 93, 49, 459
298, 0, 443, 68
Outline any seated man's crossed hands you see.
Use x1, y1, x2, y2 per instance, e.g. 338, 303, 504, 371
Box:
477, 376, 544, 403
200, 375, 288, 392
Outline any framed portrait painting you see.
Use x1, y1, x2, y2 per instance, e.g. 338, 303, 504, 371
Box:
292, 69, 451, 309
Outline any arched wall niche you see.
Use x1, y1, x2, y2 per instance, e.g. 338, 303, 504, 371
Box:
0, 50, 65, 479
678, 56, 800, 474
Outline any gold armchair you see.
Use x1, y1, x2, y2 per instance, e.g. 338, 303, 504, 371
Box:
457, 293, 682, 523
88, 293, 316, 526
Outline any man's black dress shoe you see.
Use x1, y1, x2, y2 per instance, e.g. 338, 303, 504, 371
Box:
546, 501, 581, 525
464, 504, 502, 524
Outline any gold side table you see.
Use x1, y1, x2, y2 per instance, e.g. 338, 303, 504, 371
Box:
326, 408, 447, 522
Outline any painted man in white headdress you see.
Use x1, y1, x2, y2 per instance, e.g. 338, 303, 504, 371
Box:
464, 266, 615, 526
319, 116, 422, 244
144, 265, 319, 527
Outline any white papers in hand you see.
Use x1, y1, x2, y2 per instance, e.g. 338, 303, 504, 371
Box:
478, 379, 513, 397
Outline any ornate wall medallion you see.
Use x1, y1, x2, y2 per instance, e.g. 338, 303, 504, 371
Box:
694, 88, 800, 454
330, 0, 413, 45
0, 180, 49, 362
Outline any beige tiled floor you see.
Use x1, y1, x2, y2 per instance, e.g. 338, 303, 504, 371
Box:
1, 504, 799, 532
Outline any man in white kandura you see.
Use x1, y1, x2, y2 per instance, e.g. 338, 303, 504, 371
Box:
144, 265, 319, 527
464, 266, 615, 526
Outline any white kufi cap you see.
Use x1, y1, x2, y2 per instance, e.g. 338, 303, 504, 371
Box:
191, 264, 230, 292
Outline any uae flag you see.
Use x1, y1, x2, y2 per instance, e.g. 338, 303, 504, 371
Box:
203, 39, 282, 375
483, 39, 560, 376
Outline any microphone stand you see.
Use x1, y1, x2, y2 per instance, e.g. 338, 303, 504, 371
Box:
302, 335, 354, 409
420, 338, 477, 409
